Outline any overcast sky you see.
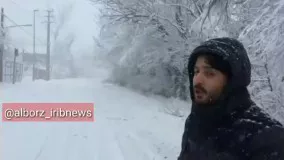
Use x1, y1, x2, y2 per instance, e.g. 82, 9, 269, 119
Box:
1, 0, 100, 54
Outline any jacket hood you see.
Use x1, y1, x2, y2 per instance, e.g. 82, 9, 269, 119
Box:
188, 37, 251, 101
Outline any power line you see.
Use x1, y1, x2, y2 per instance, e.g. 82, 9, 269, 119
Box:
5, 0, 42, 20
5, 0, 33, 13
3, 14, 45, 45
4, 14, 36, 41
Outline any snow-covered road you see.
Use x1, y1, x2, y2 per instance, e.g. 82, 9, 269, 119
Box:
0, 69, 190, 160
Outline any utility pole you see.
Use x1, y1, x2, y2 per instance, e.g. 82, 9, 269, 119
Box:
45, 10, 53, 81
0, 8, 4, 82
32, 9, 38, 81
13, 48, 19, 84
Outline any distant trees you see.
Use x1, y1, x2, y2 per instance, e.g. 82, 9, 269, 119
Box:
51, 4, 77, 78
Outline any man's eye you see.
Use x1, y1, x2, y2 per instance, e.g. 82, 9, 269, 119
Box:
205, 71, 215, 77
194, 70, 199, 75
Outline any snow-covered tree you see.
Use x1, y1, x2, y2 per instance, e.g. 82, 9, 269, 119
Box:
91, 0, 284, 121
51, 3, 77, 79
238, 0, 284, 123
91, 0, 232, 100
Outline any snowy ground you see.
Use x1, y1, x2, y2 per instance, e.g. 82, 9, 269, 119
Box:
0, 68, 190, 160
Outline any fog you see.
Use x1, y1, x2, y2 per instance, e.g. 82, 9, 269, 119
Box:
2, 0, 100, 53
1, 0, 103, 78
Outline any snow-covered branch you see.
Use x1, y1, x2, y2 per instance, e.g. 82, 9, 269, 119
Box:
192, 0, 202, 15
155, 2, 198, 19
155, 14, 187, 38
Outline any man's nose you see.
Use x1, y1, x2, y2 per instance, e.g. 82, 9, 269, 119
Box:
193, 72, 204, 85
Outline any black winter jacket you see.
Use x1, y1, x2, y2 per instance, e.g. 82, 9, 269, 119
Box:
178, 38, 284, 160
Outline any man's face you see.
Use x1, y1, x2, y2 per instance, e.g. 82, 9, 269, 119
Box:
193, 56, 228, 105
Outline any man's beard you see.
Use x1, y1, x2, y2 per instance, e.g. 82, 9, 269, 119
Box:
194, 84, 216, 105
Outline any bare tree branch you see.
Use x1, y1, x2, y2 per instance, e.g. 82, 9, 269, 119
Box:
234, 0, 249, 5
156, 2, 198, 19
155, 14, 186, 38
264, 54, 273, 92
53, 3, 74, 41
93, 36, 104, 49
65, 33, 76, 54
192, 0, 202, 16
200, 0, 218, 32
